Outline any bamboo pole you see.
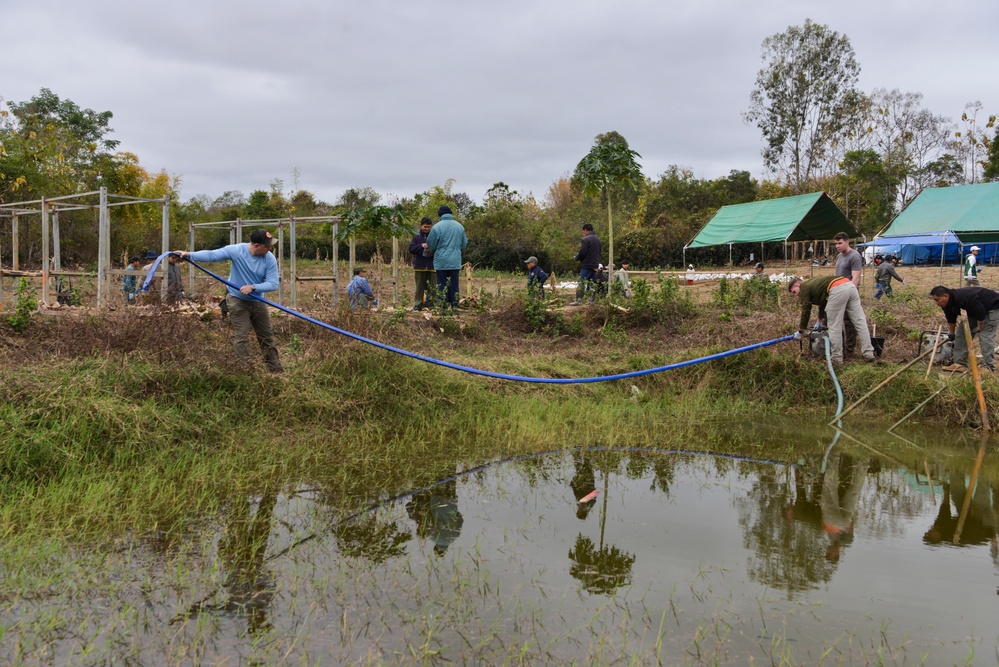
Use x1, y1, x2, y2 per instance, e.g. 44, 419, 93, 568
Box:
828, 344, 939, 425
923, 460, 936, 504
953, 439, 988, 544
925, 325, 944, 380
962, 319, 990, 431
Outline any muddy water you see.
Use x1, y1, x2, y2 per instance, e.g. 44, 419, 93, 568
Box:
4, 429, 999, 665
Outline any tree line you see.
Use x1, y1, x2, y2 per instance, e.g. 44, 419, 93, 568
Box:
2, 20, 996, 274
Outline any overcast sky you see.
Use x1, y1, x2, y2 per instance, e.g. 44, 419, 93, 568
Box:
5, 0, 998, 207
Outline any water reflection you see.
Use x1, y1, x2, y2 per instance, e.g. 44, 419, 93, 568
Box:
567, 454, 636, 594
332, 511, 411, 562
216, 487, 278, 634
406, 476, 464, 556
18, 431, 999, 666
924, 468, 997, 547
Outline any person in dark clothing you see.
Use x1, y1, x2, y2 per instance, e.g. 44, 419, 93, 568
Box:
409, 217, 435, 310
524, 256, 548, 297
874, 262, 905, 299
930, 285, 999, 372
569, 223, 601, 306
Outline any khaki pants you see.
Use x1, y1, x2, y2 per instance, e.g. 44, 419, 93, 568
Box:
227, 295, 283, 372
826, 284, 874, 363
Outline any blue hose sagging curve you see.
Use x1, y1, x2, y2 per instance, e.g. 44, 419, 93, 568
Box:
143, 252, 793, 384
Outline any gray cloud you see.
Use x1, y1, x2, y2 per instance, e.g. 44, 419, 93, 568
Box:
6, 0, 998, 204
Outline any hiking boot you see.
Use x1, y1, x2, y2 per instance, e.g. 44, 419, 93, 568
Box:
942, 363, 968, 372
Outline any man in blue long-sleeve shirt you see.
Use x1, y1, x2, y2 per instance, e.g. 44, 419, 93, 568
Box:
175, 228, 283, 372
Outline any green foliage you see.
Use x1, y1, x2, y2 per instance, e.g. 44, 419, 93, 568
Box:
285, 334, 304, 355
629, 275, 696, 324
1, 88, 119, 202
337, 204, 414, 243
833, 149, 899, 235
6, 278, 38, 332
868, 307, 900, 329
712, 276, 780, 316
522, 294, 580, 336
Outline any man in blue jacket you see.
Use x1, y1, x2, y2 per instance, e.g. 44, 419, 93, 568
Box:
175, 228, 283, 372
426, 205, 468, 310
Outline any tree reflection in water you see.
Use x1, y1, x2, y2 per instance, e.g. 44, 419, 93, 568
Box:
333, 512, 411, 563
568, 453, 636, 594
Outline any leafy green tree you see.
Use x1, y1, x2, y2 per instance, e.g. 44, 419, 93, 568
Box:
984, 129, 999, 182
829, 149, 898, 235
918, 154, 965, 188
244, 189, 281, 219
744, 20, 861, 191
575, 132, 643, 269
0, 88, 119, 201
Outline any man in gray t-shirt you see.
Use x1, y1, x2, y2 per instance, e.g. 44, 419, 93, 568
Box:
833, 232, 864, 355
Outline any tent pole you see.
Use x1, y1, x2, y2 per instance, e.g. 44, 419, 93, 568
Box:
728, 243, 732, 267
939, 238, 945, 284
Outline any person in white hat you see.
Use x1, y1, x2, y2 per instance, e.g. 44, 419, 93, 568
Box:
964, 246, 982, 286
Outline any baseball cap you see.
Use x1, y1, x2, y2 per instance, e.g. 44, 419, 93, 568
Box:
971, 246, 981, 252
524, 256, 538, 264
250, 229, 278, 246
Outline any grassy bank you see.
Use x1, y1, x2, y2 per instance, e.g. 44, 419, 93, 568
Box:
0, 300, 993, 546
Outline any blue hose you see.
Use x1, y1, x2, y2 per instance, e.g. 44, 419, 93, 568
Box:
143, 252, 793, 384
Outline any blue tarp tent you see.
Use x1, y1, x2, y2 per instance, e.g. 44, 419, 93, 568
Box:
870, 183, 999, 265
860, 233, 999, 265
859, 233, 961, 265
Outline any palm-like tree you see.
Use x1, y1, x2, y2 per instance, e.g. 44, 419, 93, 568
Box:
575, 136, 642, 271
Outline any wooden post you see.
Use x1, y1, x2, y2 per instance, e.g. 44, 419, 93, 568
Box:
41, 197, 50, 305
392, 236, 399, 307
332, 221, 339, 306
465, 263, 472, 298
289, 216, 297, 309
962, 319, 990, 431
161, 194, 170, 302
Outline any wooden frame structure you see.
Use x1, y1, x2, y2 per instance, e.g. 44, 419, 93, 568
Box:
0, 187, 170, 307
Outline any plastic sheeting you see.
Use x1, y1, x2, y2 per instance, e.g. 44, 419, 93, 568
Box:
685, 192, 857, 249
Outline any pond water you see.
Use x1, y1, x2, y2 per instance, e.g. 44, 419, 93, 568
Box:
4, 433, 998, 665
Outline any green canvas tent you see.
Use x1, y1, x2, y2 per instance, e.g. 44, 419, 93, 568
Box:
876, 182, 999, 244
685, 191, 857, 250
